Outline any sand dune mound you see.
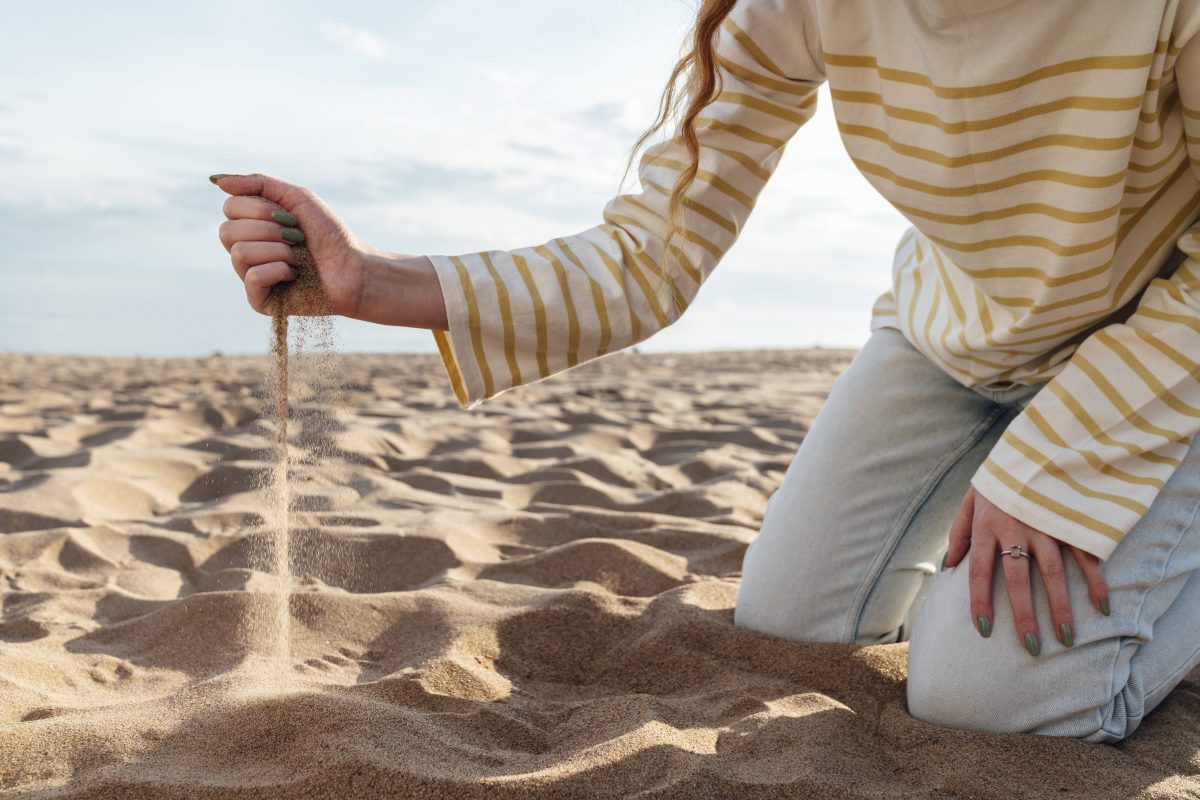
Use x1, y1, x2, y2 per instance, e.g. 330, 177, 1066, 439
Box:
2, 349, 1199, 799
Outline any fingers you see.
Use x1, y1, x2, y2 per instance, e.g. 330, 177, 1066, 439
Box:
230, 242, 297, 280
945, 486, 974, 568
245, 262, 297, 314
223, 194, 295, 224
1069, 546, 1111, 616
999, 544, 1040, 655
1030, 539, 1074, 647
219, 219, 298, 253
211, 173, 312, 211
967, 525, 996, 638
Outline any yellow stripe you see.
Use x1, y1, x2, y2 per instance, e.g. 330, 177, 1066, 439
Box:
1112, 175, 1200, 299
641, 177, 736, 237
511, 254, 550, 378
890, 198, 1120, 227
450, 255, 494, 401
715, 90, 812, 126
830, 89, 1144, 134
959, 259, 1111, 287
1072, 352, 1184, 440
930, 247, 1012, 372
981, 459, 1126, 542
709, 145, 771, 182
432, 329, 469, 408
715, 52, 819, 100
1023, 404, 1165, 489
695, 117, 787, 149
570, 238, 641, 344
602, 226, 671, 328
839, 122, 1132, 167
906, 249, 921, 337
667, 243, 704, 288
611, 194, 715, 271
1096, 328, 1200, 419
552, 264, 581, 369
853, 156, 1126, 194
1001, 429, 1150, 515
644, 153, 755, 209
1130, 326, 1200, 375
480, 252, 522, 388
989, 173, 1200, 340
991, 285, 1111, 314
822, 51, 1157, 99
1138, 305, 1200, 334
1132, 93, 1179, 151
1048, 381, 1183, 467
1127, 135, 1187, 176
551, 239, 614, 357
926, 227, 1115, 258
722, 16, 788, 78
1183, 106, 1200, 121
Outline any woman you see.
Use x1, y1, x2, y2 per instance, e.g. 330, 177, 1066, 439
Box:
212, 0, 1200, 743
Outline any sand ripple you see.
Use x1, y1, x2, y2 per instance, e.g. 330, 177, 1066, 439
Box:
2, 350, 1198, 798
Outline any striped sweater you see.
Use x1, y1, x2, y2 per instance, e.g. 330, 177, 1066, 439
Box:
427, 0, 1200, 561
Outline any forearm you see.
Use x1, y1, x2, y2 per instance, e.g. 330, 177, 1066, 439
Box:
351, 249, 448, 331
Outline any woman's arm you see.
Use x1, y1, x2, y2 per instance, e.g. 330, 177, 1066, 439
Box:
967, 29, 1200, 563
214, 0, 828, 410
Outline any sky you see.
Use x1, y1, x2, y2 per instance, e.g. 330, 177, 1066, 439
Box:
0, 0, 912, 357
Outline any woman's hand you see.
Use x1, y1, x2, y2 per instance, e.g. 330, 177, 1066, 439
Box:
213, 173, 370, 317
943, 486, 1111, 655
212, 172, 449, 330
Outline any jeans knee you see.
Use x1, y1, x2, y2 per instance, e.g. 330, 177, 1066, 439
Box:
906, 625, 1123, 741
734, 542, 851, 644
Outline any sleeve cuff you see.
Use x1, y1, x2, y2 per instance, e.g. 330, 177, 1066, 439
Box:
426, 253, 486, 410
970, 465, 1120, 561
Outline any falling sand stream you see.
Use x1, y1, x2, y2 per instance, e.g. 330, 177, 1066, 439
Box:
258, 243, 332, 686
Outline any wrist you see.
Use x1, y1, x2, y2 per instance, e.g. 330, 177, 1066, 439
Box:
351, 248, 448, 330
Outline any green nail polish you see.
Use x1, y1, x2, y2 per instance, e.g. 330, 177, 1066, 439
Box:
1100, 596, 1111, 616
940, 552, 948, 571
976, 614, 992, 638
271, 210, 298, 227
1059, 622, 1074, 647
281, 227, 306, 244
1024, 632, 1040, 656
209, 173, 232, 184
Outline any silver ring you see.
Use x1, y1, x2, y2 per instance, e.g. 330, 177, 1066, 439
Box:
1000, 544, 1031, 560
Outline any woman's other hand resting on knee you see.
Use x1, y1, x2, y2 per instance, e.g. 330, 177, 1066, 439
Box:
943, 486, 1111, 656
210, 173, 448, 331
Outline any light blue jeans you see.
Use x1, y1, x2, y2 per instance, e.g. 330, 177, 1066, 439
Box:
734, 325, 1200, 743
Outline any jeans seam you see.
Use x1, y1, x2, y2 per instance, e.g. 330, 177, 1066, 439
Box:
1098, 480, 1200, 738
843, 404, 1009, 643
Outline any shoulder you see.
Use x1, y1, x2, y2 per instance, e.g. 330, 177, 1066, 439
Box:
726, 0, 827, 80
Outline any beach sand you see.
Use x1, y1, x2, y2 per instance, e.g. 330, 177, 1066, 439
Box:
2, 348, 1199, 799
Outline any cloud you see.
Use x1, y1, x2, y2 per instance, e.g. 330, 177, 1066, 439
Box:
506, 141, 568, 159
320, 21, 391, 61
330, 157, 502, 204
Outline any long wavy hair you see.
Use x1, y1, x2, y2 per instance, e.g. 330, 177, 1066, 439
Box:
618, 0, 738, 319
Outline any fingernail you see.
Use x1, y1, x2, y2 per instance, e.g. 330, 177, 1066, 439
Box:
976, 614, 991, 638
209, 173, 233, 184
1024, 631, 1040, 656
1100, 596, 1110, 616
281, 227, 306, 244
1059, 622, 1074, 647
940, 552, 948, 571
271, 210, 298, 227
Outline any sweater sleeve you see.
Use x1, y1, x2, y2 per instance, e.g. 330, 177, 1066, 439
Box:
427, 0, 825, 409
970, 29, 1200, 561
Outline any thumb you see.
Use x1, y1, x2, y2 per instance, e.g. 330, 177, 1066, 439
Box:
209, 172, 310, 208
944, 485, 975, 569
